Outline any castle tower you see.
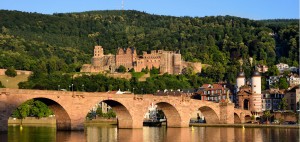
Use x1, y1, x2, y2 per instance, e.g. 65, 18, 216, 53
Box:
236, 71, 245, 92
250, 70, 262, 113
93, 46, 104, 57
173, 53, 182, 74
92, 46, 104, 67
160, 51, 173, 74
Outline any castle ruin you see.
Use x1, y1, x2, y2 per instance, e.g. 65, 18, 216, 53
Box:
81, 46, 201, 75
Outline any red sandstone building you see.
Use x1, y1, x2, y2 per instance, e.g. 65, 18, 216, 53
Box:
81, 45, 201, 74
194, 83, 232, 103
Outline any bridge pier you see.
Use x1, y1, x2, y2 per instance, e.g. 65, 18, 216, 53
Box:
240, 112, 245, 124
0, 119, 8, 131
118, 119, 143, 129
219, 102, 234, 124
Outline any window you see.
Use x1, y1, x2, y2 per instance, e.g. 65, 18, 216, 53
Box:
208, 91, 210, 94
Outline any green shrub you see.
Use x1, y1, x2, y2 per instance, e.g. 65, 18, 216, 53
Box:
5, 67, 17, 77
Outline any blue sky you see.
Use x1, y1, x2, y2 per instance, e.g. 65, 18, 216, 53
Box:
0, 0, 298, 20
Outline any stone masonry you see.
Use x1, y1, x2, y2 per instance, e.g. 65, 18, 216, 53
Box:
0, 88, 251, 131
81, 46, 202, 74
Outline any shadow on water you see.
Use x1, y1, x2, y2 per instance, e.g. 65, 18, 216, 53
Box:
0, 131, 8, 142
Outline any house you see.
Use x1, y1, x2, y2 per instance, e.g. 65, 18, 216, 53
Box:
261, 88, 284, 111
194, 83, 232, 103
287, 74, 300, 87
276, 63, 289, 73
256, 64, 268, 73
284, 85, 300, 112
267, 75, 283, 87
289, 66, 299, 73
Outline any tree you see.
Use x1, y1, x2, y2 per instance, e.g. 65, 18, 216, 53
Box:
278, 98, 288, 111
5, 67, 17, 77
263, 110, 272, 124
278, 77, 289, 89
150, 67, 160, 75
128, 68, 135, 72
116, 65, 126, 73
96, 106, 103, 117
266, 65, 279, 76
11, 100, 53, 119
0, 81, 5, 88
106, 109, 116, 119
141, 66, 149, 74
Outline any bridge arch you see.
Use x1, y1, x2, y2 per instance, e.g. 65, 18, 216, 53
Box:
34, 98, 71, 130
198, 106, 220, 124
234, 113, 241, 124
10, 97, 71, 130
155, 102, 182, 127
245, 115, 251, 123
100, 100, 133, 129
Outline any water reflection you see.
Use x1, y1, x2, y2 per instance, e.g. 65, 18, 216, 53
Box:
2, 125, 299, 142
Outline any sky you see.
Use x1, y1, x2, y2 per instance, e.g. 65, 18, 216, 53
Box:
0, 0, 299, 20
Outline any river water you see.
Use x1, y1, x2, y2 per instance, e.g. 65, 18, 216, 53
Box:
0, 125, 299, 142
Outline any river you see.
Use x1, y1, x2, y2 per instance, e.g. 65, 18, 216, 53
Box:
0, 125, 299, 142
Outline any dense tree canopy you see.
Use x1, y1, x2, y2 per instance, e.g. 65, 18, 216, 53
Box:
0, 10, 298, 87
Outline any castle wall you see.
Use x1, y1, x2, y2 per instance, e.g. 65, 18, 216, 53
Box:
81, 46, 201, 75
181, 61, 202, 73
116, 48, 135, 70
135, 58, 145, 72
143, 50, 161, 70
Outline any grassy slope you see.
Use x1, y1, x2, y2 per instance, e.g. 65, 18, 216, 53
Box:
0, 74, 30, 88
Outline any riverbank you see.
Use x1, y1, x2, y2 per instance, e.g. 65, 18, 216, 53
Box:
190, 123, 300, 129
8, 117, 56, 125
84, 118, 117, 126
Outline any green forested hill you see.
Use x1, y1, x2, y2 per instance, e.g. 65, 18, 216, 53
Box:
0, 10, 298, 85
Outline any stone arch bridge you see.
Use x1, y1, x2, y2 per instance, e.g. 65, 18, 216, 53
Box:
0, 88, 251, 131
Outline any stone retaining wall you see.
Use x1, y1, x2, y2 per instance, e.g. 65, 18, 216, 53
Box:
8, 117, 56, 124
0, 69, 32, 76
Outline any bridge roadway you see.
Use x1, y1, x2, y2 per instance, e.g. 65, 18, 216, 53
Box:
0, 88, 251, 131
